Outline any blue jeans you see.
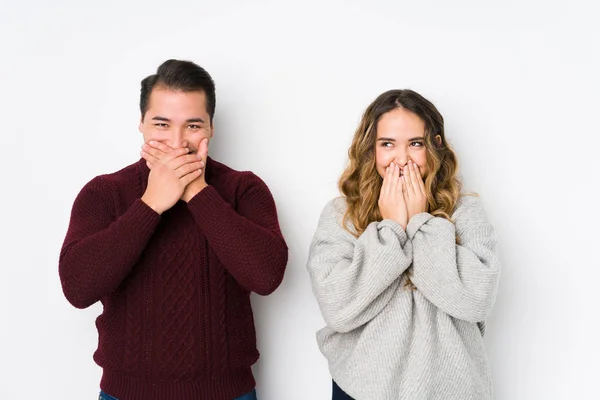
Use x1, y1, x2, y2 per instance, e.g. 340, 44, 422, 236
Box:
332, 380, 354, 400
99, 389, 257, 400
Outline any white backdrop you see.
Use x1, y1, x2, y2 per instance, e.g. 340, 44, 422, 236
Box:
1, 0, 599, 399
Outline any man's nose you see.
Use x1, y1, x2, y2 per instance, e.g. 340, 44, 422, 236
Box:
168, 131, 189, 150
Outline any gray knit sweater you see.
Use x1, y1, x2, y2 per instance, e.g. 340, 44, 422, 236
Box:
306, 195, 500, 400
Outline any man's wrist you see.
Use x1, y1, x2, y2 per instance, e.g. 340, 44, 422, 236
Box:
141, 195, 163, 215
183, 183, 208, 202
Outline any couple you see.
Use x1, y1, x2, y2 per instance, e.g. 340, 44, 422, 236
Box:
59, 59, 500, 400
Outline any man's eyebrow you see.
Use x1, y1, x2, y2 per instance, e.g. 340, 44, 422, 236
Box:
186, 118, 205, 123
152, 116, 171, 122
151, 116, 206, 124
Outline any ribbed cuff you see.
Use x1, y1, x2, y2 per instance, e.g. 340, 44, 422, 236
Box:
378, 219, 408, 247
186, 185, 228, 227
125, 199, 161, 236
406, 212, 434, 240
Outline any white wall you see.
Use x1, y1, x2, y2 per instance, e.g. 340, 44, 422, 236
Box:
2, 0, 599, 398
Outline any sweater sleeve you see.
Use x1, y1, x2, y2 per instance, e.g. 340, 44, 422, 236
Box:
186, 173, 288, 296
58, 176, 161, 309
306, 198, 413, 333
406, 195, 500, 323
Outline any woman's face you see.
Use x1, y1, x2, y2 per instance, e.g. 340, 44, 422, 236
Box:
375, 107, 428, 179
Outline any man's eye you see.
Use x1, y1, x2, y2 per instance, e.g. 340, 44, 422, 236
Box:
188, 125, 201, 129
154, 123, 168, 128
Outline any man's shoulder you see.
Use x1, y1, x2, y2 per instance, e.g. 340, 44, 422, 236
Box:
83, 159, 142, 193
207, 158, 274, 204
208, 157, 264, 186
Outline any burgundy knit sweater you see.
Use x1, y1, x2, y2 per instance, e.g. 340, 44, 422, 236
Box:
59, 157, 288, 400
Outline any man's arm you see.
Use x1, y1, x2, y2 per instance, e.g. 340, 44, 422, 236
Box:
59, 177, 161, 309
140, 139, 288, 295
186, 174, 288, 295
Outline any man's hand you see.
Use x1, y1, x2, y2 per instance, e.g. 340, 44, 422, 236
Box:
140, 141, 204, 214
181, 137, 209, 202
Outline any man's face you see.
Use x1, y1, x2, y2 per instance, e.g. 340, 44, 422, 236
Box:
139, 87, 213, 154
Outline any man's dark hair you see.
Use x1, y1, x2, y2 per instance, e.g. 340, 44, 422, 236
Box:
140, 59, 216, 123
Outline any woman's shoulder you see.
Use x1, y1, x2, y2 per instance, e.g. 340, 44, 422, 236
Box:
318, 197, 347, 226
452, 193, 493, 229
316, 197, 359, 237
322, 196, 348, 215
455, 193, 482, 210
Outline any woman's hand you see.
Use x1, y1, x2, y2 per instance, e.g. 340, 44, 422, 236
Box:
403, 160, 428, 221
379, 162, 409, 229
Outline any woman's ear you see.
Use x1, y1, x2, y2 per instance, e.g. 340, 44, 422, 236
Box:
435, 135, 442, 147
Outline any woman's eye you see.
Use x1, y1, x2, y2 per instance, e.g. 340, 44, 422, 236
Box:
411, 141, 424, 147
381, 141, 393, 147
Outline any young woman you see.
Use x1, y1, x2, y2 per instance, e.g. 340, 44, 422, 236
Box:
307, 89, 500, 400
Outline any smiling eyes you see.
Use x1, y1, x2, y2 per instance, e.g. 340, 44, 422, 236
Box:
153, 123, 202, 130
380, 141, 424, 148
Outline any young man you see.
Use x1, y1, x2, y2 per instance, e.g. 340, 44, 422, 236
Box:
59, 59, 288, 400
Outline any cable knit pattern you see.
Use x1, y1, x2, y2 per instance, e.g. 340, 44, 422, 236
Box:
306, 196, 500, 400
123, 274, 143, 374
156, 225, 197, 380
58, 157, 288, 400
215, 266, 229, 375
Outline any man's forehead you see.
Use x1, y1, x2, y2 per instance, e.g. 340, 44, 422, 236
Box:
147, 90, 209, 116
149, 88, 206, 99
